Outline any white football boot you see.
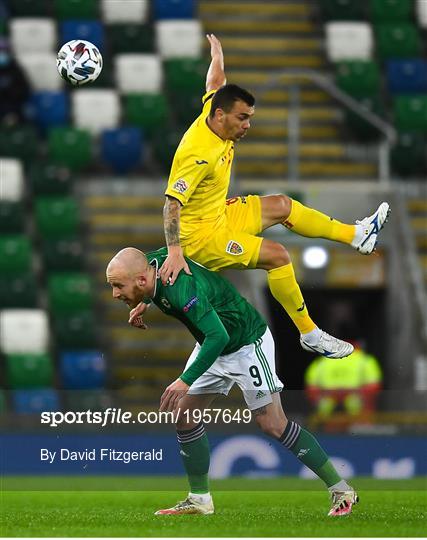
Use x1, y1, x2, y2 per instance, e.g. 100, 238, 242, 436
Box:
351, 202, 391, 255
328, 487, 359, 516
300, 330, 354, 359
155, 495, 214, 515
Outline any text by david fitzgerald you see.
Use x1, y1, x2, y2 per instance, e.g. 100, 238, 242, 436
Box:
40, 448, 163, 464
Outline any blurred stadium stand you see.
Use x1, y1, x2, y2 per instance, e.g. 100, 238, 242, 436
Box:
0, 0, 425, 438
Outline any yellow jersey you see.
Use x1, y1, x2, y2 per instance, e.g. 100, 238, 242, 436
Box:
165, 90, 235, 247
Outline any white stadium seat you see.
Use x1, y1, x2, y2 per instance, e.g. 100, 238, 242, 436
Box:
155, 20, 203, 59
416, 0, 427, 28
16, 53, 63, 91
10, 18, 57, 54
114, 54, 163, 93
101, 0, 149, 23
0, 158, 24, 202
72, 89, 120, 135
0, 309, 50, 354
326, 22, 374, 62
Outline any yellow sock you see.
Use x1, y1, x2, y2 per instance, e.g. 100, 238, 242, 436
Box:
267, 263, 316, 334
284, 199, 355, 245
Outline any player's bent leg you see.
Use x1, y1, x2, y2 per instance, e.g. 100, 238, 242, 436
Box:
253, 394, 359, 516
155, 394, 216, 516
257, 240, 353, 358
259, 194, 292, 230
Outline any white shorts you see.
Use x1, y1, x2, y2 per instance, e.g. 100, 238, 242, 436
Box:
185, 327, 284, 410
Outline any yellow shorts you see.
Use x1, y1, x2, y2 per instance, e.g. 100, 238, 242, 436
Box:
183, 195, 263, 271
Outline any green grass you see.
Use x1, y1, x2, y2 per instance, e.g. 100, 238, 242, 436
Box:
1, 477, 426, 537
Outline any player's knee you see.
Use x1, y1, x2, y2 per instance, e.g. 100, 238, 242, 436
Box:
255, 415, 285, 439
269, 242, 291, 268
276, 194, 292, 220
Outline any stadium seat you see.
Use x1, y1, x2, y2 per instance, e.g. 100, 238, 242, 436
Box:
60, 350, 106, 389
0, 125, 38, 164
386, 60, 427, 94
335, 60, 380, 98
376, 23, 421, 60
391, 132, 426, 176
0, 235, 32, 274
41, 236, 84, 271
10, 18, 57, 54
153, 0, 195, 19
8, 0, 49, 17
30, 162, 74, 195
101, 0, 149, 23
174, 92, 203, 125
101, 127, 143, 174
0, 158, 24, 202
12, 389, 59, 413
16, 53, 63, 91
164, 58, 206, 93
155, 20, 203, 59
344, 95, 385, 140
35, 196, 80, 237
65, 389, 111, 411
48, 272, 93, 313
417, 0, 427, 28
0, 390, 5, 412
0, 309, 49, 354
394, 96, 427, 132
153, 127, 184, 171
0, 202, 25, 232
319, 0, 366, 20
6, 353, 53, 389
71, 89, 120, 134
124, 93, 169, 135
109, 24, 154, 54
29, 91, 69, 130
0, 272, 38, 308
325, 22, 373, 61
114, 54, 163, 93
60, 20, 105, 51
52, 310, 97, 348
54, 0, 98, 20
370, 0, 412, 22
48, 127, 92, 171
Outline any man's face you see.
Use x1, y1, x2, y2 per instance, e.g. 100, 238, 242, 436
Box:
220, 99, 255, 142
106, 268, 145, 308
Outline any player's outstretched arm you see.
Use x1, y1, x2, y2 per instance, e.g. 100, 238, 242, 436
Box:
206, 33, 226, 93
160, 196, 192, 285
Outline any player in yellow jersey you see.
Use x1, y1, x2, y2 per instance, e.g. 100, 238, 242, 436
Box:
145, 34, 390, 358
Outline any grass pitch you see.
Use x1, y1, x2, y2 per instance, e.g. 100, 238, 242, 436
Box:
1, 477, 426, 537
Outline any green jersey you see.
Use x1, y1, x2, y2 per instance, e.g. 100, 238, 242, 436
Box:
146, 247, 267, 385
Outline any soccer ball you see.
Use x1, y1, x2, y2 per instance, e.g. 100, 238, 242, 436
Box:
56, 40, 102, 86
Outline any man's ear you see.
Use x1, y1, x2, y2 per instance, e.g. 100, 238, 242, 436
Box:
136, 274, 146, 287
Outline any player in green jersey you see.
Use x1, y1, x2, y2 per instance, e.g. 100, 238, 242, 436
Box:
106, 247, 358, 517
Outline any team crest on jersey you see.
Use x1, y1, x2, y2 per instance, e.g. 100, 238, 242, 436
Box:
226, 240, 244, 255
161, 298, 171, 309
172, 178, 188, 194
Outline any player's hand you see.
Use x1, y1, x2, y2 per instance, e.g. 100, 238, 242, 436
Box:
159, 378, 189, 412
128, 302, 149, 330
159, 246, 192, 286
206, 33, 223, 60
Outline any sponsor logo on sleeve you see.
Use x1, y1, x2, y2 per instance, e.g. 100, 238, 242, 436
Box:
226, 240, 244, 255
172, 178, 188, 194
183, 296, 198, 312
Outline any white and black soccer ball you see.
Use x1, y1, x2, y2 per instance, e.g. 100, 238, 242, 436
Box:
56, 39, 102, 86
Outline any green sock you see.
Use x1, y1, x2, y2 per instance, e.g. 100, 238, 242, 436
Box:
177, 424, 210, 494
278, 420, 341, 487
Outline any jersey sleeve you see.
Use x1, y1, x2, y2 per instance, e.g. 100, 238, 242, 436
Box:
166, 274, 230, 385
165, 147, 212, 206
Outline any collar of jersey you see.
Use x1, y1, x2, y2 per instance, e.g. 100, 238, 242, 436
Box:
203, 115, 228, 145
143, 258, 160, 303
